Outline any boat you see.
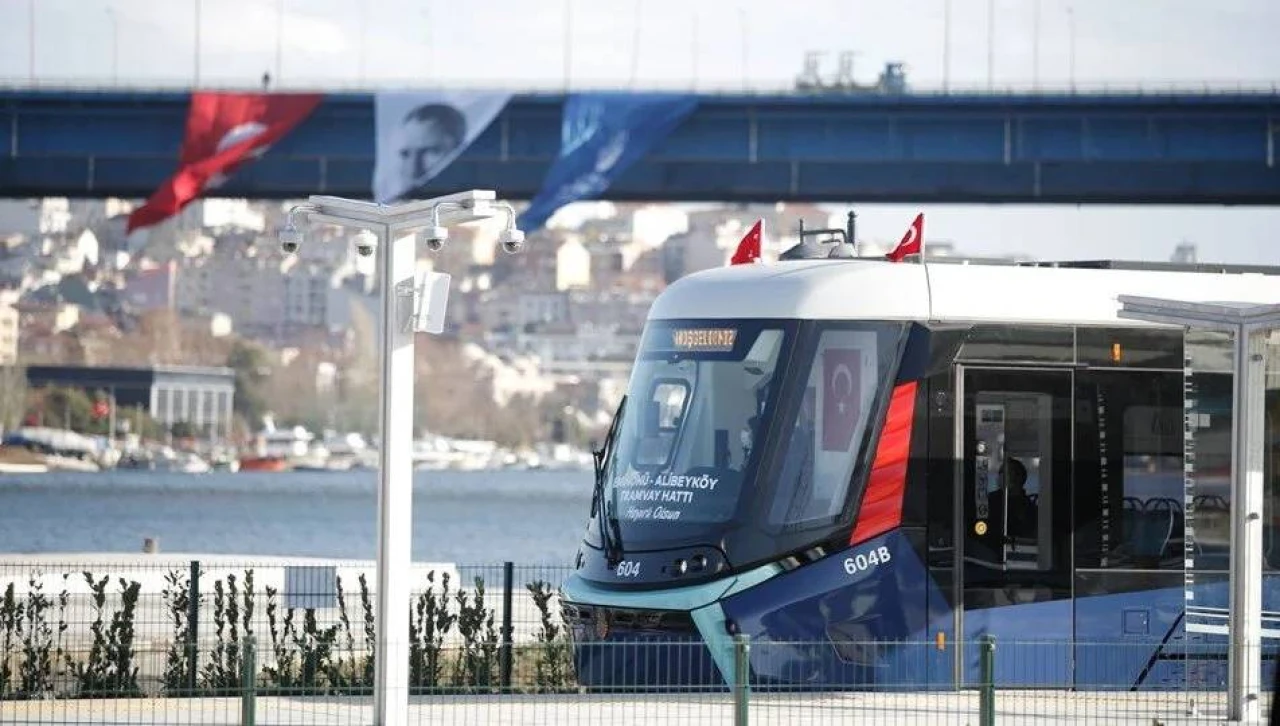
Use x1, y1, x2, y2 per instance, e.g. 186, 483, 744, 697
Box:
238, 455, 289, 472
2, 428, 102, 472
0, 446, 49, 474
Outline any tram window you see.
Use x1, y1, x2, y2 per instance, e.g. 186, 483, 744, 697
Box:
633, 379, 691, 468
1074, 370, 1184, 571
956, 325, 1074, 364
766, 324, 901, 528
606, 324, 789, 525
1075, 327, 1183, 369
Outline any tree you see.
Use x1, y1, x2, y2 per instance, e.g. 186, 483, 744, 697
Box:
26, 386, 96, 433
226, 340, 271, 427
170, 421, 200, 439
0, 364, 27, 435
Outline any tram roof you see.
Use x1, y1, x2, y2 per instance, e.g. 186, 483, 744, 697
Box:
649, 258, 1280, 327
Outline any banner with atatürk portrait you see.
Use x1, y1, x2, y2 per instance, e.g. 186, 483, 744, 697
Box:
372, 91, 511, 203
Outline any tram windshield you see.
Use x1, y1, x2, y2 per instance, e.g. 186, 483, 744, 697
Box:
599, 318, 905, 549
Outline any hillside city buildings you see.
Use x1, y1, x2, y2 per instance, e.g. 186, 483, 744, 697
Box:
0, 197, 1196, 433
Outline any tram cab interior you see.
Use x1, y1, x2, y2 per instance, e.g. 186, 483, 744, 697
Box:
563, 255, 1280, 691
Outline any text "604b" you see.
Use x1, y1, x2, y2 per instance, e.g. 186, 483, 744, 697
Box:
843, 545, 892, 575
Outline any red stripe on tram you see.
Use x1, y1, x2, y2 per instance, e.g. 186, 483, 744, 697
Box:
850, 381, 918, 546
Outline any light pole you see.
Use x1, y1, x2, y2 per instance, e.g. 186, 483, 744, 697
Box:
28, 0, 35, 83
1067, 5, 1076, 92
563, 0, 573, 91
941, 0, 951, 92
1032, 0, 1041, 90
280, 191, 524, 726
275, 0, 283, 83
985, 0, 995, 91
105, 7, 118, 85
194, 0, 202, 87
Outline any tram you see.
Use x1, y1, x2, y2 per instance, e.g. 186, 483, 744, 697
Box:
559, 248, 1280, 691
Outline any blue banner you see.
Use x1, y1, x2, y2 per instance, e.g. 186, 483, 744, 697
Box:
518, 93, 699, 232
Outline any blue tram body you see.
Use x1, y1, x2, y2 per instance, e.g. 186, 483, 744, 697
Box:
558, 257, 1280, 692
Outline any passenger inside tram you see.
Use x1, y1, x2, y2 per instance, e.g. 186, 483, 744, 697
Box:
988, 457, 1038, 545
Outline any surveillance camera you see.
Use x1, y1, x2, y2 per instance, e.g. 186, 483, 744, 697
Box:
498, 227, 525, 254
354, 238, 376, 257
423, 226, 449, 252
279, 226, 303, 254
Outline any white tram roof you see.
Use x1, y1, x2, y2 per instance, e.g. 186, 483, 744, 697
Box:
649, 259, 1280, 327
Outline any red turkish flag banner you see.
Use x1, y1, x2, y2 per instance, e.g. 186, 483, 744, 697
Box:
821, 347, 862, 452
886, 212, 924, 262
127, 92, 323, 233
730, 219, 763, 265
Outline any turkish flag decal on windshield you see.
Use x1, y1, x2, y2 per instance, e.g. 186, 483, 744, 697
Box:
821, 348, 863, 452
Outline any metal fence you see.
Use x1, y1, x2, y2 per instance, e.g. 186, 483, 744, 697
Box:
1, 560, 1274, 723
0, 558, 575, 701
2, 638, 1272, 724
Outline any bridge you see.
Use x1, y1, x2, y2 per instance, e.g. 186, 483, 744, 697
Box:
1, 90, 1278, 204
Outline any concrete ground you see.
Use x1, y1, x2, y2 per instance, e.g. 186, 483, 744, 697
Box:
2, 690, 1268, 725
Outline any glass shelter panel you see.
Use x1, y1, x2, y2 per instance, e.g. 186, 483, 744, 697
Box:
1265, 334, 1280, 649
1259, 335, 1280, 573
1183, 328, 1235, 688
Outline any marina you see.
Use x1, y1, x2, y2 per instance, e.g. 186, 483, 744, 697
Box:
0, 422, 593, 476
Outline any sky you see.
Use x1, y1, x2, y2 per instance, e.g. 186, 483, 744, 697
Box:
0, 0, 1278, 262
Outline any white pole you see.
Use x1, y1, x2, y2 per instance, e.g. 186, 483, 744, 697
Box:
359, 2, 368, 86
1032, 0, 1040, 89
282, 190, 517, 726
275, 0, 283, 82
106, 8, 118, 84
690, 10, 698, 92
372, 224, 414, 726
986, 0, 994, 91
942, 0, 951, 92
1227, 328, 1264, 723
563, 0, 572, 91
194, 0, 201, 87
628, 0, 641, 89
1067, 5, 1076, 91
28, 0, 35, 83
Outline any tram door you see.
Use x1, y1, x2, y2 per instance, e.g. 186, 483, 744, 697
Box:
956, 367, 1074, 687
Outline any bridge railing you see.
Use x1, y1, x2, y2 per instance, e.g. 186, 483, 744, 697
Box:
1, 75, 1278, 96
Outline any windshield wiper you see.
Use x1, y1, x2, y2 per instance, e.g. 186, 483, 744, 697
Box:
593, 396, 627, 568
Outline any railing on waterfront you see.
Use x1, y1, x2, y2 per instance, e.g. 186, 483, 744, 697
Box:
0, 559, 1275, 723
0, 558, 575, 693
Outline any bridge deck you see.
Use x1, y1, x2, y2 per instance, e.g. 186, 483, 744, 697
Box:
2, 90, 1278, 202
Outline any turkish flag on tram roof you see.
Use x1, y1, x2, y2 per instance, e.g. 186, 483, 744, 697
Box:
127, 92, 323, 233
729, 219, 763, 265
886, 213, 924, 262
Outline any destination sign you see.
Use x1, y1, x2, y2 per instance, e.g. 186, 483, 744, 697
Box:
668, 328, 738, 352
